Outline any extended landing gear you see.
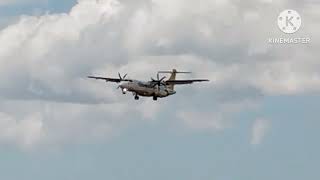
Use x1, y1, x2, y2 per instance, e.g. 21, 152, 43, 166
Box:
153, 96, 158, 101
134, 95, 139, 100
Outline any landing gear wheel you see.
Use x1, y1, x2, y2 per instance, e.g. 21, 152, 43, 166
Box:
153, 96, 158, 101
134, 95, 139, 100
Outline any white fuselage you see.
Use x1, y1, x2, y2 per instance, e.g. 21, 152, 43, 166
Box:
119, 81, 176, 98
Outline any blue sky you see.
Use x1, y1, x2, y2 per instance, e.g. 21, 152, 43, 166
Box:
0, 0, 77, 15
0, 0, 319, 180
0, 0, 77, 28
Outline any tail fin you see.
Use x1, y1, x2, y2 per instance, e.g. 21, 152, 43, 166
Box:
167, 69, 177, 90
158, 69, 191, 91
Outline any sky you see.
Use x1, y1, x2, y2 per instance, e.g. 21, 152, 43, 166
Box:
0, 0, 319, 179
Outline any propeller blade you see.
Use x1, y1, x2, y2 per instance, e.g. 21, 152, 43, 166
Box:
159, 76, 166, 82
151, 75, 167, 90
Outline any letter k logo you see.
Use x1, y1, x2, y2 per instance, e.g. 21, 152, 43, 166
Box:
286, 16, 294, 27
277, 9, 302, 34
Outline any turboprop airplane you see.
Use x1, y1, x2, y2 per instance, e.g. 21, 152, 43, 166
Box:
88, 69, 209, 101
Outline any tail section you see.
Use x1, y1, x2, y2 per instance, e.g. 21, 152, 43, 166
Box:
158, 69, 191, 91
167, 69, 177, 90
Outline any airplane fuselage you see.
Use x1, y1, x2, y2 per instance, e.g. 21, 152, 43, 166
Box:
119, 81, 176, 98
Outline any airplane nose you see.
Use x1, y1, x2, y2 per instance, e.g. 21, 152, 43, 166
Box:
119, 83, 128, 90
119, 83, 128, 94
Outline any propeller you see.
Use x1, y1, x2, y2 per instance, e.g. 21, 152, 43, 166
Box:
151, 74, 166, 90
118, 73, 128, 81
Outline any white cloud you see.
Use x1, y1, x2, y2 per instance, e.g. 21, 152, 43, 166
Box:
251, 119, 270, 145
177, 100, 259, 131
177, 111, 226, 131
0, 112, 44, 149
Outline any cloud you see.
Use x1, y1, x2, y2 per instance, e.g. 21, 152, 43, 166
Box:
0, 0, 318, 149
0, 112, 44, 149
0, 0, 122, 104
177, 111, 226, 131
251, 119, 270, 145
177, 100, 259, 131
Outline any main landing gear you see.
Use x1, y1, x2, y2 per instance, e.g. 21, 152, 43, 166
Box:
134, 95, 139, 100
153, 96, 158, 101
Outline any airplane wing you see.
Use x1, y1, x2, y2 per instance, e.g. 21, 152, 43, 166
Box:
88, 76, 132, 83
165, 79, 209, 85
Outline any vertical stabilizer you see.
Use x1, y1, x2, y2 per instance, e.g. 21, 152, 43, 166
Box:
167, 69, 177, 90
158, 69, 191, 91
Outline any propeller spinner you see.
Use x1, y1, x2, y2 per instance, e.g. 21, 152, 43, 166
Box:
151, 74, 166, 90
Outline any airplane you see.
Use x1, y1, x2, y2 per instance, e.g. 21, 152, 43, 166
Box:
88, 69, 209, 101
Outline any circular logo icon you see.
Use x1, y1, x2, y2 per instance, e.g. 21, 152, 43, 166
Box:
277, 9, 301, 34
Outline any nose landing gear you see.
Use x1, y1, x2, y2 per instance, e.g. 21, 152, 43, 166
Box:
134, 95, 139, 100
